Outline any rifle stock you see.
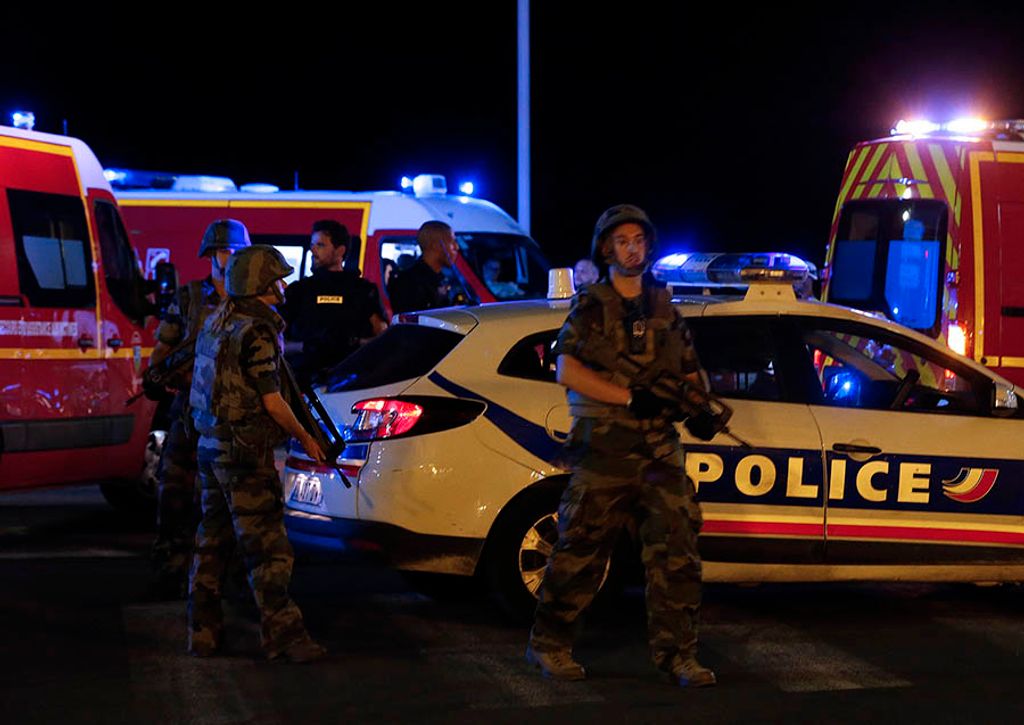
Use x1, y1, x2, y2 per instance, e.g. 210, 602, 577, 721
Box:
280, 359, 352, 488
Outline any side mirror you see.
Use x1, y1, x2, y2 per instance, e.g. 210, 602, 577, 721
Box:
154, 262, 179, 319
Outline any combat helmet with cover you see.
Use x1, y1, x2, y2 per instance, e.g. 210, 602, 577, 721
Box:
198, 218, 252, 258
225, 245, 294, 298
589, 204, 657, 276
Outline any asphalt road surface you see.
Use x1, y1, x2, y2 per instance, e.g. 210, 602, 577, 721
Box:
1, 485, 1023, 724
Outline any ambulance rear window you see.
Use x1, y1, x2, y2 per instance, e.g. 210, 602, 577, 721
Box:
322, 323, 464, 392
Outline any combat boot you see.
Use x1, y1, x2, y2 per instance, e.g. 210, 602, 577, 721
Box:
670, 656, 716, 688
526, 643, 586, 681
270, 635, 328, 664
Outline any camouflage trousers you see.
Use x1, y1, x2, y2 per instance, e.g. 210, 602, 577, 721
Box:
188, 434, 310, 656
530, 447, 704, 672
152, 394, 198, 580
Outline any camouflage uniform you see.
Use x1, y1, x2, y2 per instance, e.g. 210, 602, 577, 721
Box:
188, 284, 311, 656
151, 277, 221, 584
530, 279, 706, 675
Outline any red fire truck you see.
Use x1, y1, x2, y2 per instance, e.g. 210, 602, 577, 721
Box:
823, 118, 1024, 387
0, 126, 159, 502
111, 172, 550, 311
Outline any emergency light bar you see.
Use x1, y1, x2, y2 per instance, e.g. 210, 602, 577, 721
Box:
652, 252, 812, 289
892, 118, 1024, 139
399, 174, 448, 197
103, 167, 239, 192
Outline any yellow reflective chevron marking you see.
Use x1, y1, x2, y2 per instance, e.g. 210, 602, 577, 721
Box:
969, 151, 993, 363
853, 144, 889, 199
833, 148, 868, 224
928, 143, 958, 214
997, 357, 1024, 368
903, 144, 933, 198
869, 154, 903, 198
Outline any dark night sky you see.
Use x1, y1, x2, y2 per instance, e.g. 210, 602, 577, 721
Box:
4, 3, 1024, 268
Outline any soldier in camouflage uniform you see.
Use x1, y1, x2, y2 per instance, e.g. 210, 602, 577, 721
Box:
150, 219, 250, 596
188, 245, 327, 662
527, 205, 717, 687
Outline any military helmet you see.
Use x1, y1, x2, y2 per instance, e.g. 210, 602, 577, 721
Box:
225, 245, 294, 298
590, 204, 657, 266
198, 218, 252, 258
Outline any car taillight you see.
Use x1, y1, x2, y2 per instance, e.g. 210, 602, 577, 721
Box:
348, 396, 486, 442
352, 399, 424, 438
947, 323, 967, 357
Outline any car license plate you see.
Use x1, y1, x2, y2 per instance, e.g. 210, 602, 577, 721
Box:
289, 472, 323, 507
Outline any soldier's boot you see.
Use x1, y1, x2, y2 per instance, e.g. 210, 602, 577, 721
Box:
270, 634, 327, 664
188, 626, 221, 658
670, 656, 716, 688
526, 643, 586, 681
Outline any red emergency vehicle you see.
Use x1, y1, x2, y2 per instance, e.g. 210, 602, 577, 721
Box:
822, 118, 1024, 387
111, 172, 550, 311
0, 126, 158, 498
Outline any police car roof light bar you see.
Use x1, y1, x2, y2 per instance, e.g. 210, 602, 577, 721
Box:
652, 251, 811, 288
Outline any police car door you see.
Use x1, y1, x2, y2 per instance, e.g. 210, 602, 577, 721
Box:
793, 315, 1024, 566
685, 314, 827, 565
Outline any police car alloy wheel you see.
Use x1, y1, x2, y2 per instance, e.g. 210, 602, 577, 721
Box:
518, 510, 611, 600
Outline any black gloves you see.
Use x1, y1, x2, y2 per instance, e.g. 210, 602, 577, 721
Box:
628, 387, 675, 419
684, 410, 724, 441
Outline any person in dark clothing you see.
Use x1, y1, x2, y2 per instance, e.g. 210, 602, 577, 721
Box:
387, 220, 460, 313
282, 220, 387, 383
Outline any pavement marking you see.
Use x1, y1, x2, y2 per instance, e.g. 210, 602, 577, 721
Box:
707, 621, 912, 693
385, 608, 606, 709
934, 616, 1024, 657
0, 547, 139, 560
122, 602, 258, 725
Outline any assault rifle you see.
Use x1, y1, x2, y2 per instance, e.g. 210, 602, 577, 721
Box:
125, 333, 198, 406
281, 359, 353, 488
576, 335, 753, 449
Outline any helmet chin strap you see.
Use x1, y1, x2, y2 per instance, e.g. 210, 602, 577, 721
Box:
612, 260, 648, 277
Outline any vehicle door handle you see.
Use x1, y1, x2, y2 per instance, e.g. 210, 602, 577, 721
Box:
77, 335, 96, 350
832, 443, 882, 455
107, 337, 123, 350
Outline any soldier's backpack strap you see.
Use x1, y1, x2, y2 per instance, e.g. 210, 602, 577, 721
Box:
184, 280, 205, 338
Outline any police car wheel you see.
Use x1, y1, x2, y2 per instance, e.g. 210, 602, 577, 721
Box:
484, 486, 610, 622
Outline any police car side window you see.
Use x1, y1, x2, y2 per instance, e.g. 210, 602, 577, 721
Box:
8, 189, 96, 308
798, 319, 985, 415
498, 330, 559, 383
687, 317, 785, 402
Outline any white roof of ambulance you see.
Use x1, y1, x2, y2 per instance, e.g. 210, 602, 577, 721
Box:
0, 125, 111, 193
116, 189, 528, 236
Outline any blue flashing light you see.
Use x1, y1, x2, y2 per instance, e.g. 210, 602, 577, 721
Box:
458, 181, 475, 196
103, 169, 127, 184
400, 176, 414, 190
652, 251, 810, 287
11, 111, 35, 130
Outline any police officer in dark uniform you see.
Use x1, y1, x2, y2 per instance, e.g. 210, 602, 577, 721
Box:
527, 205, 717, 688
189, 245, 326, 662
387, 220, 460, 313
283, 220, 386, 383
149, 219, 250, 596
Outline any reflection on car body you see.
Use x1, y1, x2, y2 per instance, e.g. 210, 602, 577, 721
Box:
283, 260, 1024, 616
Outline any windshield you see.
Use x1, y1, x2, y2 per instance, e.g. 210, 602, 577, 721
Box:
829, 199, 947, 336
380, 233, 550, 301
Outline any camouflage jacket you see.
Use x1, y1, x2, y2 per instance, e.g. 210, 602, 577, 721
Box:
189, 297, 286, 445
155, 276, 221, 348
553, 279, 702, 456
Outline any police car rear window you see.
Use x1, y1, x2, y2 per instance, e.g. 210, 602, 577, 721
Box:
322, 324, 464, 392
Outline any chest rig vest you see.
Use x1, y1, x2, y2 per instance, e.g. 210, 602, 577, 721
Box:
190, 303, 282, 434
567, 281, 684, 422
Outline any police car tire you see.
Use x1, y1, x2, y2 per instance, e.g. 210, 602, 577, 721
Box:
483, 487, 564, 622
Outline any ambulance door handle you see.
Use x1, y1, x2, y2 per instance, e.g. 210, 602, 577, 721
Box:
107, 337, 123, 350
832, 443, 882, 456
77, 334, 96, 350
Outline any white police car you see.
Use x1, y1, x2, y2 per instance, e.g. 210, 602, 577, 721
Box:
283, 253, 1024, 617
